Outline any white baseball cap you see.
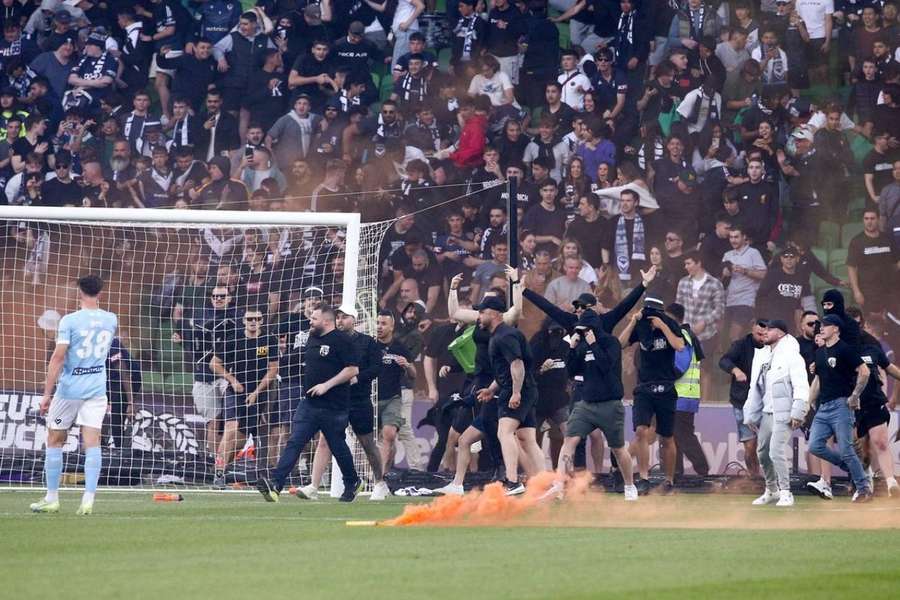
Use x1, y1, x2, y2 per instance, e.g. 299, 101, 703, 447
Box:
337, 305, 358, 318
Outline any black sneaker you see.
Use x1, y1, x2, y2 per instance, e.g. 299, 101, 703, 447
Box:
503, 479, 526, 496
256, 477, 280, 503
635, 478, 651, 496
339, 478, 363, 502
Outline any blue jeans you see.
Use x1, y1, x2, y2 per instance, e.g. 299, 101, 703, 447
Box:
270, 401, 358, 491
808, 398, 870, 493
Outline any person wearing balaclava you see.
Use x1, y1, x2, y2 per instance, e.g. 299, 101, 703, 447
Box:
617, 288, 687, 495
821, 289, 861, 351
529, 317, 570, 468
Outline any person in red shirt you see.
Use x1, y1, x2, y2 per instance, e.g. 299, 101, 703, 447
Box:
435, 95, 490, 171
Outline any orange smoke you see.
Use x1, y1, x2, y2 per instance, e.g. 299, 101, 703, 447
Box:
385, 471, 594, 527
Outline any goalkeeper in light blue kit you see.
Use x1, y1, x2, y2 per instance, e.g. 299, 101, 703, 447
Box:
31, 275, 118, 515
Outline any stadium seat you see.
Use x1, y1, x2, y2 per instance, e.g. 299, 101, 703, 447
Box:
817, 221, 841, 250
841, 222, 863, 248
811, 246, 829, 267
829, 248, 849, 281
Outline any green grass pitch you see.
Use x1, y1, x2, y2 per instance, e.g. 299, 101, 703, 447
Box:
2, 491, 899, 599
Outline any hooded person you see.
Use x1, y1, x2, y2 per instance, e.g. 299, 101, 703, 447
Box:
190, 155, 249, 210
743, 319, 810, 507
618, 287, 688, 493
821, 289, 861, 351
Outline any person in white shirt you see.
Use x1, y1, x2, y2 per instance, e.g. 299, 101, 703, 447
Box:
795, 0, 833, 82
743, 320, 809, 507
676, 80, 723, 135
468, 55, 518, 107
558, 49, 592, 110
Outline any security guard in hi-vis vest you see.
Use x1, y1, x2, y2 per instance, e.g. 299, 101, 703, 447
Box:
668, 302, 710, 478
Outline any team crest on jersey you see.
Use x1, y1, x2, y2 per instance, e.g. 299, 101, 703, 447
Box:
320, 345, 330, 356
257, 346, 269, 357
652, 338, 667, 350
827, 357, 837, 368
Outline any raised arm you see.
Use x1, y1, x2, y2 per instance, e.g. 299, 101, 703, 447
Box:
522, 288, 577, 329
604, 266, 656, 329
448, 274, 479, 324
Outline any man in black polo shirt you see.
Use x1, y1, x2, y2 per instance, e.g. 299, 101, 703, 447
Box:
296, 305, 389, 501
258, 305, 361, 502
374, 311, 416, 476
210, 307, 279, 487
475, 295, 544, 495
618, 294, 686, 494
807, 314, 873, 503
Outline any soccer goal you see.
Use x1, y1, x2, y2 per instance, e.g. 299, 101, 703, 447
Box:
0, 206, 391, 492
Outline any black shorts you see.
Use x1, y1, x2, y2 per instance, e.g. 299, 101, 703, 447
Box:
472, 397, 498, 434
223, 390, 260, 435
497, 388, 538, 429
856, 403, 890, 438
632, 386, 677, 438
806, 38, 829, 67
348, 396, 375, 436
451, 403, 476, 434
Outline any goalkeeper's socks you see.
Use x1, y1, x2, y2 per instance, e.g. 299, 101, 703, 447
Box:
83, 446, 101, 504
44, 447, 63, 503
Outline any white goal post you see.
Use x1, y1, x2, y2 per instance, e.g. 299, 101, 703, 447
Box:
0, 206, 390, 492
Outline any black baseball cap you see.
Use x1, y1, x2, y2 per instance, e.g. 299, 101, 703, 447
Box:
765, 319, 789, 334
822, 314, 844, 329
474, 295, 507, 313
572, 293, 597, 310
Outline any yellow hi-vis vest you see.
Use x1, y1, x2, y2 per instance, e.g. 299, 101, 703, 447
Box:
674, 327, 701, 399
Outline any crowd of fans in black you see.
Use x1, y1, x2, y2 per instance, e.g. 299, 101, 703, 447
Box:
4, 0, 900, 482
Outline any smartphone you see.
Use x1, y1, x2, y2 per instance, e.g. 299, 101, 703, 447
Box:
244, 146, 254, 159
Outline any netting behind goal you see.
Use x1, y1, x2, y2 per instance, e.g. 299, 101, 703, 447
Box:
0, 207, 391, 492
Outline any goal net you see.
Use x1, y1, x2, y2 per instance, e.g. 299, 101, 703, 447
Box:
0, 206, 391, 493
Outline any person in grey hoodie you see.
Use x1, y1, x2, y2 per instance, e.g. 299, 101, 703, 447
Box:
743, 319, 809, 507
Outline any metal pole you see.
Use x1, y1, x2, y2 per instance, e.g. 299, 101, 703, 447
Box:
507, 176, 518, 308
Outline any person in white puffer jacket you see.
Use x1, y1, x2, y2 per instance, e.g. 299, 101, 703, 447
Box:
743, 319, 810, 507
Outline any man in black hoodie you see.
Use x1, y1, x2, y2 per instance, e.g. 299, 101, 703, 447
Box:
544, 311, 638, 502
618, 292, 687, 494
718, 319, 768, 477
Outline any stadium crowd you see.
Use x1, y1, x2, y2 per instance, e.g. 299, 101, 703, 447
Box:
4, 0, 900, 501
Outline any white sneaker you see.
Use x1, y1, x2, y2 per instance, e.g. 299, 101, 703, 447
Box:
866, 467, 875, 492
30, 499, 60, 513
432, 482, 464, 496
776, 490, 794, 507
624, 484, 638, 502
370, 481, 391, 501
295, 484, 318, 500
806, 478, 833, 500
887, 478, 899, 498
752, 490, 779, 505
